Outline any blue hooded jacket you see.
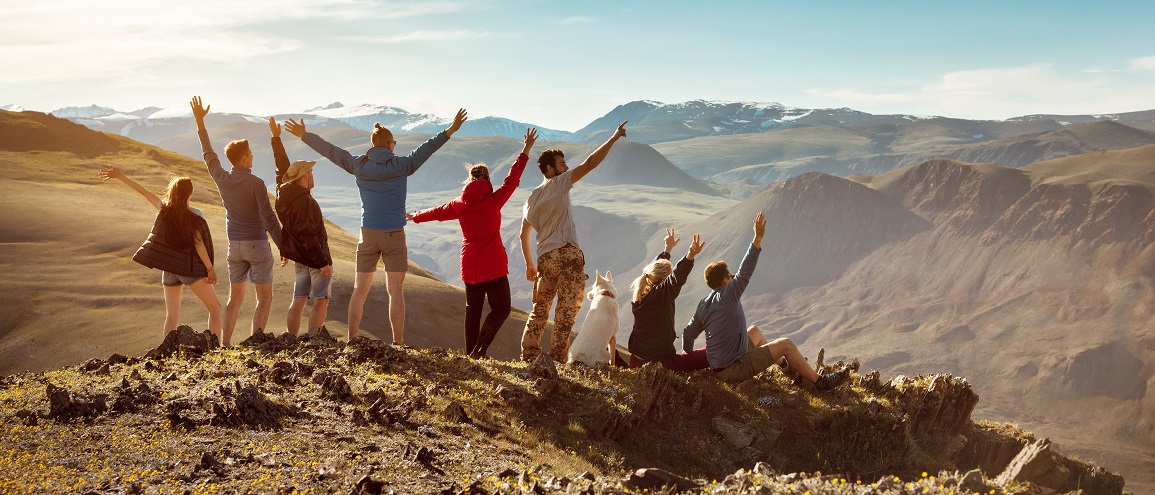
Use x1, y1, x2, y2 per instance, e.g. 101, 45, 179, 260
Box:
302, 131, 450, 230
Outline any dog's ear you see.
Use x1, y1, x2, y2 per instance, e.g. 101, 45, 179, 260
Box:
605, 271, 612, 281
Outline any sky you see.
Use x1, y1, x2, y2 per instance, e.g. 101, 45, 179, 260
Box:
1, 0, 1153, 131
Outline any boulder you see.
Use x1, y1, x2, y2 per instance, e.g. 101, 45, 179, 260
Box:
712, 416, 756, 449
623, 468, 699, 492
146, 325, 219, 360
528, 354, 558, 380
996, 439, 1071, 491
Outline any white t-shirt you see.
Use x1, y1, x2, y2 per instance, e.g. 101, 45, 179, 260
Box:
522, 170, 579, 258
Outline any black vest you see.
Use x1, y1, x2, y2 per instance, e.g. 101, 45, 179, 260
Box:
132, 210, 214, 277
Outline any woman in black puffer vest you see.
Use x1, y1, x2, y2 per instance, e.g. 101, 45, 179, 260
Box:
100, 166, 221, 340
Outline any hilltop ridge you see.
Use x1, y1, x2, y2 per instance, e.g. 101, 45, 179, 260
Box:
0, 327, 1128, 494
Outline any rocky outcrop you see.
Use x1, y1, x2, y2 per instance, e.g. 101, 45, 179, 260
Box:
996, 439, 1125, 495
145, 325, 219, 360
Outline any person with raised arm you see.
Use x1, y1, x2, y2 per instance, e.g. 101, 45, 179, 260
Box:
408, 128, 539, 358
519, 121, 628, 363
627, 229, 709, 370
284, 109, 468, 344
190, 96, 282, 346
682, 212, 850, 389
269, 118, 332, 337
99, 166, 221, 340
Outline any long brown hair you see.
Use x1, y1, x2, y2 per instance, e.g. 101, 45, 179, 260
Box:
159, 177, 196, 248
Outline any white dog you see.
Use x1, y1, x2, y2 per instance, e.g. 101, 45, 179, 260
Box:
567, 271, 619, 365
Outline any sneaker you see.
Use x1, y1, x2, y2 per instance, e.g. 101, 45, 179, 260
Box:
814, 368, 850, 391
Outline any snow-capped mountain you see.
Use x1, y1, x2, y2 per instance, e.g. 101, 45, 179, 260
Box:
573, 99, 857, 144
1, 104, 25, 112
46, 101, 572, 142
50, 105, 119, 119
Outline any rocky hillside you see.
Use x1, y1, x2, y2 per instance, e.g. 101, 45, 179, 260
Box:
618, 147, 1155, 492
0, 327, 1129, 494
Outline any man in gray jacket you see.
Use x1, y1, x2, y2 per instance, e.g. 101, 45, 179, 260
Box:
683, 212, 849, 389
191, 96, 282, 345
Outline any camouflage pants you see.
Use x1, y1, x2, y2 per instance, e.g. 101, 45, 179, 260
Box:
522, 244, 586, 362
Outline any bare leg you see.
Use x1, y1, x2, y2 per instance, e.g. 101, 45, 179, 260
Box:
384, 270, 406, 345
188, 279, 222, 340
252, 283, 273, 334
308, 298, 329, 332
286, 296, 307, 336
162, 284, 184, 335
765, 337, 820, 383
348, 271, 375, 340
223, 281, 247, 345
747, 325, 769, 348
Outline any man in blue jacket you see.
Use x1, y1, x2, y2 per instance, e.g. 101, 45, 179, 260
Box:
285, 109, 467, 344
683, 212, 849, 389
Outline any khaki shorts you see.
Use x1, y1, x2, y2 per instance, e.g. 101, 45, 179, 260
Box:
714, 344, 776, 383
356, 227, 407, 273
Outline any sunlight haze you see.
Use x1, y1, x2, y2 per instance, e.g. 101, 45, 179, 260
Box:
2, 0, 1153, 129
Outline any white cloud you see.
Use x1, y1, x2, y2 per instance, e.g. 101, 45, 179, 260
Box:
0, 0, 467, 83
343, 30, 493, 44
808, 63, 1155, 119
1129, 56, 1155, 72
559, 16, 596, 24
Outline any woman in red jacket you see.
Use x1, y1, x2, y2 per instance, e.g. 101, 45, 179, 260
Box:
409, 128, 538, 358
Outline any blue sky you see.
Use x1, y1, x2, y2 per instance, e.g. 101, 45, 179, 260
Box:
2, 0, 1153, 130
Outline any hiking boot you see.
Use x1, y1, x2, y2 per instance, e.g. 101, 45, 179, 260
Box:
814, 368, 850, 391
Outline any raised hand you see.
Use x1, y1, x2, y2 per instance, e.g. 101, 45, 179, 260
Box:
269, 116, 281, 138
753, 212, 766, 248
663, 228, 681, 253
446, 108, 469, 136
98, 166, 122, 181
285, 118, 306, 138
190, 96, 210, 124
522, 127, 538, 155
613, 120, 628, 139
687, 234, 705, 260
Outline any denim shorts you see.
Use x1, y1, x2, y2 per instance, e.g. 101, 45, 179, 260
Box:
227, 240, 274, 284
294, 262, 333, 300
161, 271, 204, 287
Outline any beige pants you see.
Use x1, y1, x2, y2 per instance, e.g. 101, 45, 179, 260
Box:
522, 244, 586, 362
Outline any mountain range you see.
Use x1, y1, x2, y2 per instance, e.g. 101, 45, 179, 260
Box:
19, 99, 1155, 195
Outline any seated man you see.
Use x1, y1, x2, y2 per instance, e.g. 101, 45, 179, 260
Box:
682, 212, 849, 389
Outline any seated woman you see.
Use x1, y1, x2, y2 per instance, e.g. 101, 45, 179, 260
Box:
100, 166, 222, 340
627, 229, 710, 370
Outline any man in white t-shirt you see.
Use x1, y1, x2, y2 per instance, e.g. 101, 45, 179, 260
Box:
519, 121, 628, 362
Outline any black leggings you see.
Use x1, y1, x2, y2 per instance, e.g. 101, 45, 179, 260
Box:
464, 276, 512, 356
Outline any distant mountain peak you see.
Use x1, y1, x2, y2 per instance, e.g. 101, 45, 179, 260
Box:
303, 102, 345, 112
50, 104, 119, 119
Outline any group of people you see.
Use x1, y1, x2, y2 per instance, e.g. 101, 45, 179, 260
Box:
103, 95, 848, 388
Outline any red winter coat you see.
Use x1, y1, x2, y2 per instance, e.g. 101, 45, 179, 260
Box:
411, 153, 527, 284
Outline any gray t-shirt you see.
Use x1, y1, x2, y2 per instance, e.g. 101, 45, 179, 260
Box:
523, 170, 579, 258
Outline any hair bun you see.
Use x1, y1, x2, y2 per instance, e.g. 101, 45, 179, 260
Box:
374, 123, 382, 129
